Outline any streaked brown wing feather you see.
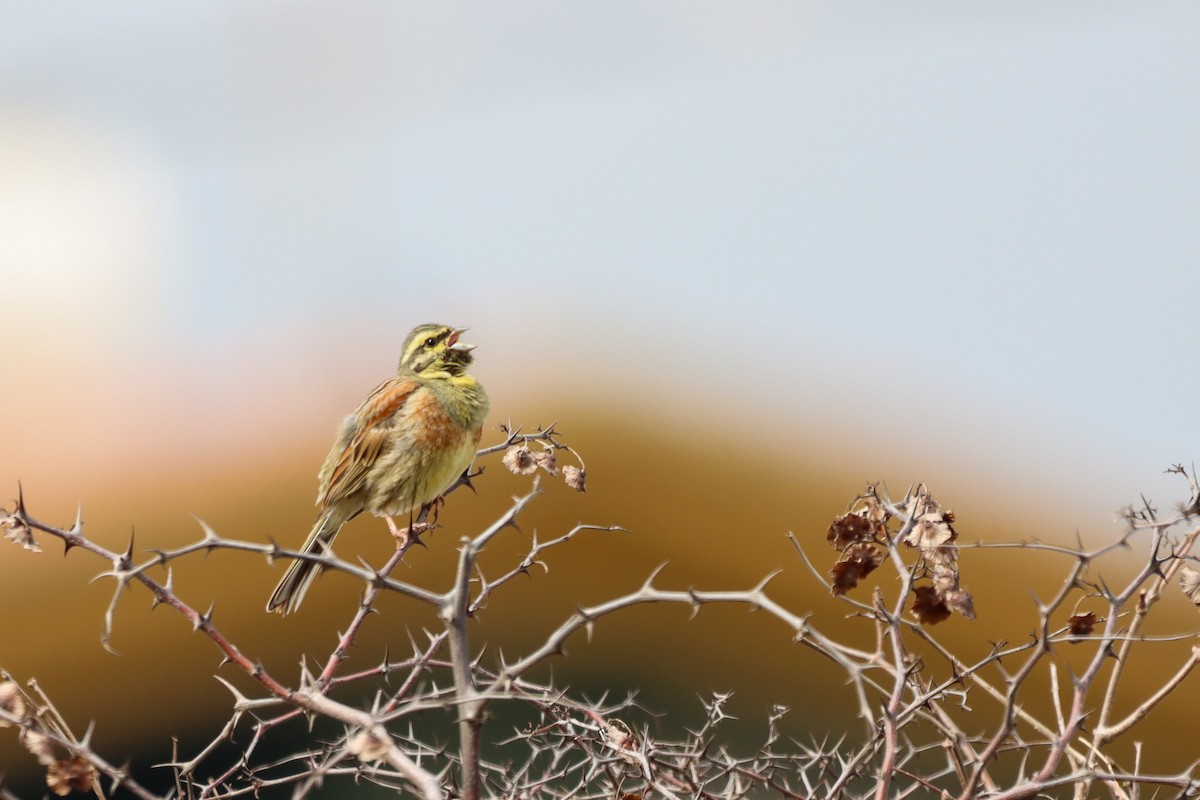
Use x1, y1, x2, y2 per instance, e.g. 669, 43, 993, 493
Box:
316, 376, 421, 509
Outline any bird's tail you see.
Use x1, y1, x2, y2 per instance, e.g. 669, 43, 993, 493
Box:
266, 508, 347, 615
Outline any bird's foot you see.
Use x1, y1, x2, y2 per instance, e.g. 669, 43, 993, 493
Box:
385, 515, 409, 548
426, 496, 446, 525
386, 515, 434, 550
406, 522, 434, 547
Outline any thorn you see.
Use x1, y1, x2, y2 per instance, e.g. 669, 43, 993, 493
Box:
15, 481, 25, 515
471, 644, 489, 668
191, 516, 221, 555
122, 528, 136, 565
194, 601, 215, 630
64, 505, 83, 555
347, 555, 372, 578
144, 548, 170, 568
298, 655, 314, 691
79, 720, 96, 748
753, 569, 784, 593
642, 562, 669, 590
90, 569, 118, 585
108, 764, 129, 792
214, 675, 252, 708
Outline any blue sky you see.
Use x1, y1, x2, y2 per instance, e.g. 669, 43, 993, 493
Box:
2, 2, 1198, 521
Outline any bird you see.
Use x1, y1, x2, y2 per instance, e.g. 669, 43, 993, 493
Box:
266, 323, 490, 614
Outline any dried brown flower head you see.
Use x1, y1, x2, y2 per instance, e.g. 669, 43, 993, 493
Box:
942, 588, 976, 620
830, 543, 884, 596
532, 447, 558, 475
1067, 611, 1099, 639
1180, 567, 1200, 605
348, 729, 392, 762
0, 680, 26, 725
2, 513, 40, 553
602, 719, 640, 765
23, 730, 55, 766
903, 489, 975, 622
502, 444, 538, 476
563, 465, 587, 492
901, 500, 957, 550
46, 756, 96, 796
826, 513, 878, 550
911, 585, 952, 625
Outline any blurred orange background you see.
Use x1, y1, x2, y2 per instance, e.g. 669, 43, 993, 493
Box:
2, 3, 1200, 794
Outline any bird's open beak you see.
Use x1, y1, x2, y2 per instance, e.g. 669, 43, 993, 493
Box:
448, 327, 474, 352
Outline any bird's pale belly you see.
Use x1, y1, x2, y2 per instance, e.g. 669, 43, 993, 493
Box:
368, 435, 477, 518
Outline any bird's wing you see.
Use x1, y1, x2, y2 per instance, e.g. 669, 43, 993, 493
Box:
316, 376, 421, 509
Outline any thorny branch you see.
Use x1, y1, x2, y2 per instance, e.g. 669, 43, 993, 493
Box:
4, 435, 1200, 799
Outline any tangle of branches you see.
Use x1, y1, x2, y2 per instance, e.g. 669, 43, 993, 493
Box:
4, 424, 1200, 800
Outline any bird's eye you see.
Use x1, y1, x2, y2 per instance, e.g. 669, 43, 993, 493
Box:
424, 337, 437, 348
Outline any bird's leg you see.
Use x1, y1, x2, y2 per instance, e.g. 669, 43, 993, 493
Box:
385, 515, 409, 549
